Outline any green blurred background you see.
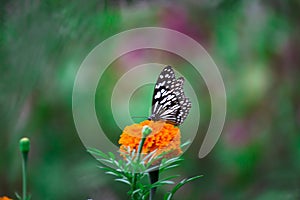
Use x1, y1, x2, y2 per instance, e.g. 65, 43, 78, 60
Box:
1, 0, 300, 199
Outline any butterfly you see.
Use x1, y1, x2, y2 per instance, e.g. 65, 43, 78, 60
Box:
148, 66, 191, 126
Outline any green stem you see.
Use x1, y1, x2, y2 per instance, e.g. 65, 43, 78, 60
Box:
131, 137, 147, 199
22, 153, 28, 200
137, 137, 146, 162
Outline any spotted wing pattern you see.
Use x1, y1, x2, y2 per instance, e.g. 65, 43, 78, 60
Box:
149, 66, 191, 126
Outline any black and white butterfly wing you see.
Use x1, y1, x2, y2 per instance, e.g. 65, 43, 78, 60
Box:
149, 66, 191, 126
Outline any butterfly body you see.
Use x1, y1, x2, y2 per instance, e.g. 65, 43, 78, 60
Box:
148, 66, 191, 126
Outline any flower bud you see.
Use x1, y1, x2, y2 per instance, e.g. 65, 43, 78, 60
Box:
142, 126, 152, 137
19, 137, 30, 153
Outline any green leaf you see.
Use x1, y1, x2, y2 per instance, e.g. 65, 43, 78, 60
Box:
165, 192, 172, 200
151, 175, 179, 188
143, 149, 158, 164
87, 148, 109, 159
99, 166, 124, 177
98, 158, 113, 164
163, 157, 183, 165
132, 188, 142, 196
159, 180, 175, 185
160, 163, 181, 173
164, 175, 203, 200
112, 159, 121, 168
108, 152, 116, 160
145, 165, 160, 173
118, 159, 124, 167
160, 157, 183, 173
115, 178, 131, 185
15, 192, 21, 200
180, 140, 191, 149
105, 171, 122, 177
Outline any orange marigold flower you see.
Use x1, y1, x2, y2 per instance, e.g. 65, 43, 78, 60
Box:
119, 120, 182, 162
0, 196, 13, 200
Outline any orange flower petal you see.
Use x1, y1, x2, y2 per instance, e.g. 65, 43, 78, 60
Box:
119, 120, 182, 163
0, 196, 13, 200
